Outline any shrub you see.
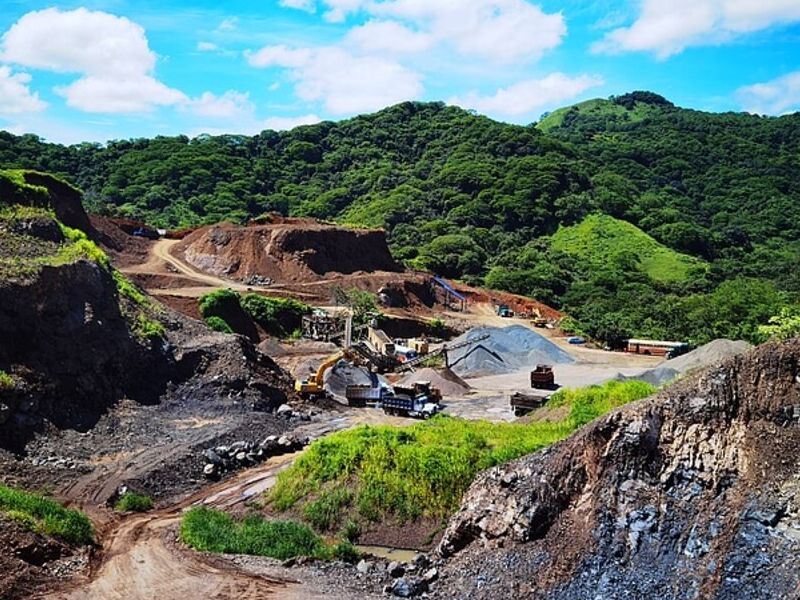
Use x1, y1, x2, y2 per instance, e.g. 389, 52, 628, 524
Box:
0, 370, 14, 390
198, 289, 240, 318
0, 485, 93, 545
240, 294, 311, 338
205, 315, 234, 334
302, 487, 353, 531
115, 492, 154, 513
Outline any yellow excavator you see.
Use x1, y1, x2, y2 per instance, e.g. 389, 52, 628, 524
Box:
295, 348, 358, 398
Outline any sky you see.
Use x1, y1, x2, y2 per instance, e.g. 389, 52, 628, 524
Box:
0, 0, 799, 144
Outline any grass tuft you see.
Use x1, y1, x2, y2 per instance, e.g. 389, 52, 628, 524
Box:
115, 492, 154, 513
179, 507, 358, 562
0, 485, 93, 545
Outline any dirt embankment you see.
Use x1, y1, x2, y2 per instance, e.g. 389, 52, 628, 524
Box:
178, 222, 402, 283
434, 340, 800, 599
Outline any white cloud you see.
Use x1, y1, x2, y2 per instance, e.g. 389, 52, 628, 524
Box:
248, 45, 423, 113
197, 41, 218, 52
737, 71, 800, 115
450, 73, 604, 118
595, 0, 800, 58
345, 20, 434, 54
56, 75, 186, 114
217, 17, 239, 32
279, 0, 317, 12
189, 91, 255, 118
1, 8, 185, 113
262, 113, 322, 130
282, 0, 565, 62
0, 66, 46, 115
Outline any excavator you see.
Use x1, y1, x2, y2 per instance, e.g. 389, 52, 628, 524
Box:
294, 348, 359, 398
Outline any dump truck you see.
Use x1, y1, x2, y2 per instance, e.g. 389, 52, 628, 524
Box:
510, 391, 551, 417
345, 384, 388, 406
381, 381, 441, 419
532, 317, 548, 328
496, 304, 514, 318
530, 364, 557, 390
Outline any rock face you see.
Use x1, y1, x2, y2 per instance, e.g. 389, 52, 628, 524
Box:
435, 340, 800, 599
179, 221, 402, 283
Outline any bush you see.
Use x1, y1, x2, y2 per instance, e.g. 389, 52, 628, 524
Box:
269, 380, 656, 525
205, 315, 234, 334
180, 507, 334, 560
0, 371, 13, 390
240, 294, 311, 338
115, 492, 154, 513
198, 289, 240, 318
0, 485, 93, 545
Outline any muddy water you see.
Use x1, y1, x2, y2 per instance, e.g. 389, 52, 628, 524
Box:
355, 545, 418, 563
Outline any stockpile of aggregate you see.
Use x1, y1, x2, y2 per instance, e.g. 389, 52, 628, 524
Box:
324, 363, 384, 400
448, 326, 574, 378
623, 339, 753, 386
398, 367, 472, 396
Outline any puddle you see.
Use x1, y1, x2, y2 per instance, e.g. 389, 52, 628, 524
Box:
355, 545, 419, 563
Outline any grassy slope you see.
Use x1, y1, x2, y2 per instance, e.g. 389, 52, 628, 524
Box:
0, 485, 93, 545
268, 380, 656, 531
550, 214, 705, 283
536, 98, 660, 133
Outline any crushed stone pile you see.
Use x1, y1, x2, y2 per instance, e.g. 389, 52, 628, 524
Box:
623, 338, 753, 386
324, 362, 385, 401
398, 367, 472, 396
448, 325, 574, 378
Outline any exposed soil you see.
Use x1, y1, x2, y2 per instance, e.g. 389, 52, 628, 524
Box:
177, 221, 401, 283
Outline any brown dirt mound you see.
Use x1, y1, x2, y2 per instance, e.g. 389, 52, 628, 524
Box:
399, 367, 471, 396
177, 222, 402, 283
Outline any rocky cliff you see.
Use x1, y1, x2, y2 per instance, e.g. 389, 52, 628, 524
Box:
435, 341, 800, 599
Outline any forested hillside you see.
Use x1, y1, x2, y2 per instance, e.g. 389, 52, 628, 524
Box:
2, 92, 799, 346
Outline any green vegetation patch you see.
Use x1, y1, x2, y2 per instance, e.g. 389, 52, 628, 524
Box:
269, 380, 656, 527
0, 485, 93, 545
0, 370, 14, 390
550, 214, 704, 284
199, 289, 311, 338
180, 507, 358, 561
115, 492, 154, 513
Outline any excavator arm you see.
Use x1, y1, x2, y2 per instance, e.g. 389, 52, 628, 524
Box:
295, 348, 357, 396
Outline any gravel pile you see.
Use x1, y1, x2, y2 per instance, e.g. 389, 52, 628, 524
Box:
398, 367, 471, 396
325, 363, 384, 401
448, 326, 574, 378
623, 339, 753, 386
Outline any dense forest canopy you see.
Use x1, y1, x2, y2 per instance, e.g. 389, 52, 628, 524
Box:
2, 92, 800, 346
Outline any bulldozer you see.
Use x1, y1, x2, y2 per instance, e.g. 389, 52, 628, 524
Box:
295, 348, 359, 398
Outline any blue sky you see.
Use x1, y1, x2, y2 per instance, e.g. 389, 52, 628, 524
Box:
1, 0, 799, 143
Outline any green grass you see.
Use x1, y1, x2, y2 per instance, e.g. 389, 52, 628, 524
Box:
115, 492, 154, 513
180, 507, 359, 562
536, 98, 660, 133
0, 485, 93, 545
268, 380, 656, 527
550, 214, 704, 283
0, 370, 14, 390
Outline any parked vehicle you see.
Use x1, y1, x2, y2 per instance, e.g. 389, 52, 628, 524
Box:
381, 381, 441, 419
496, 304, 514, 318
566, 336, 586, 345
510, 392, 550, 417
530, 364, 557, 390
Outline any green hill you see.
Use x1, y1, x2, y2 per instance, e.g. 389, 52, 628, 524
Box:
537, 93, 671, 133
1, 92, 799, 345
550, 214, 705, 284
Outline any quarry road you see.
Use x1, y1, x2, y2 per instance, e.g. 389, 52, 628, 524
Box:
123, 238, 319, 300
44, 415, 360, 600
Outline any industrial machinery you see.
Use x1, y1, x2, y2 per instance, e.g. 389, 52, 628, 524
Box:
294, 348, 358, 398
